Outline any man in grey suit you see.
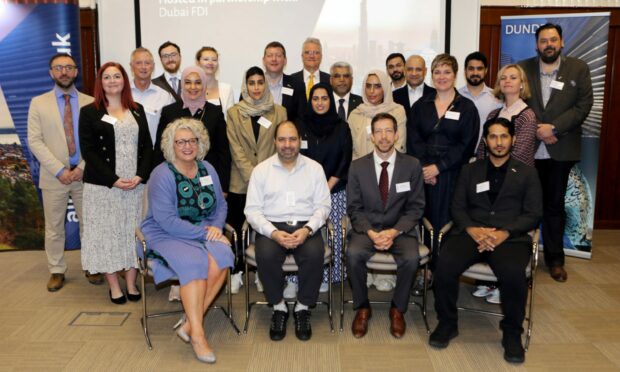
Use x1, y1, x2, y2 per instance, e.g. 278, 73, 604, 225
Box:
346, 112, 425, 339
27, 53, 101, 291
329, 61, 362, 121
519, 23, 593, 282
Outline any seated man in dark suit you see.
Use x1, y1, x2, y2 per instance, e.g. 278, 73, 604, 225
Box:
429, 118, 542, 364
346, 112, 425, 339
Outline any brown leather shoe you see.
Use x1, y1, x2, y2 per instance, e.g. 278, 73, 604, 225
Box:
85, 272, 104, 285
47, 273, 65, 292
351, 307, 372, 338
550, 266, 567, 282
389, 307, 406, 338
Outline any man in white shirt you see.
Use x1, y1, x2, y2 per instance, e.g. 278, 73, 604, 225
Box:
329, 61, 362, 121
393, 55, 436, 125
152, 41, 182, 102
290, 38, 331, 118
245, 121, 331, 342
129, 47, 174, 146
386, 53, 407, 90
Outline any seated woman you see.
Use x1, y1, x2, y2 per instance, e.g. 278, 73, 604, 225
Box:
140, 117, 233, 364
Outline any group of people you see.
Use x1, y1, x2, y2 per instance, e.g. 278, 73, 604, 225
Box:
27, 22, 592, 364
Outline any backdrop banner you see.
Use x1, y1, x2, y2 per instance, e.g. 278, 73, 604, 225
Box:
500, 12, 610, 259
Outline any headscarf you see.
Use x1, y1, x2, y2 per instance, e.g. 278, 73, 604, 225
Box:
236, 68, 275, 118
180, 66, 207, 115
356, 69, 401, 118
303, 83, 341, 137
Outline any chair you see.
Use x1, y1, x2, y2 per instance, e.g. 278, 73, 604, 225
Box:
437, 222, 540, 350
135, 186, 240, 350
241, 220, 335, 333
339, 215, 433, 333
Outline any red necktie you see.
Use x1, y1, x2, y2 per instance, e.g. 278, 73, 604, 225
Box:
379, 161, 389, 208
63, 94, 76, 156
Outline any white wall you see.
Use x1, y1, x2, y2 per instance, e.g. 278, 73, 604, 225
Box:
451, 0, 481, 87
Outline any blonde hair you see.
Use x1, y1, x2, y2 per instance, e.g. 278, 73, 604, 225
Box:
493, 64, 531, 101
430, 53, 458, 75
160, 118, 210, 163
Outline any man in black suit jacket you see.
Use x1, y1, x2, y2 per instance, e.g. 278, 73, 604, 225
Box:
152, 41, 182, 102
392, 55, 435, 125
347, 113, 425, 339
518, 23, 593, 282
262, 41, 298, 120
429, 118, 542, 364
329, 61, 362, 120
290, 37, 330, 119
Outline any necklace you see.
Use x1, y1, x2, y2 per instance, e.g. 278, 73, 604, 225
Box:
178, 162, 206, 209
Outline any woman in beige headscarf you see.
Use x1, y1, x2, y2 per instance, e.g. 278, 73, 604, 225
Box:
348, 69, 407, 160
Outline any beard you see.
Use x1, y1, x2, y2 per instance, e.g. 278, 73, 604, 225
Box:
466, 76, 484, 87
537, 47, 562, 64
390, 71, 404, 81
54, 76, 76, 89
487, 145, 511, 159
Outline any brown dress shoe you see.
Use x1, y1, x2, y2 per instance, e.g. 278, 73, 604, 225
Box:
351, 308, 372, 338
47, 273, 65, 292
389, 307, 406, 338
550, 266, 567, 282
85, 272, 104, 285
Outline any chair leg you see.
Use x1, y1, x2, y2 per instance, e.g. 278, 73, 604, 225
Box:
421, 264, 430, 333
339, 253, 346, 332
140, 270, 153, 350
225, 268, 241, 335
328, 259, 334, 332
243, 263, 251, 333
525, 274, 536, 351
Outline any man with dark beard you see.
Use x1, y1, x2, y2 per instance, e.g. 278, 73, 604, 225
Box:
152, 41, 183, 102
386, 53, 406, 90
429, 118, 542, 364
27, 53, 102, 291
458, 52, 501, 152
519, 23, 593, 283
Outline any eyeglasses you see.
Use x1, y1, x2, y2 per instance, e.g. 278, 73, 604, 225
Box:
161, 52, 179, 60
333, 74, 351, 79
303, 51, 321, 56
51, 65, 77, 72
174, 138, 199, 147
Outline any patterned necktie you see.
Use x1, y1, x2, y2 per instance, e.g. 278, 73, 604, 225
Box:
170, 77, 178, 93
63, 94, 76, 156
338, 98, 346, 121
379, 161, 389, 208
306, 73, 314, 100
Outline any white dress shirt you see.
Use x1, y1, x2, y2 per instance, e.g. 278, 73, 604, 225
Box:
408, 84, 425, 108
130, 80, 175, 145
458, 84, 502, 151
164, 71, 182, 92
373, 150, 397, 187
333, 92, 351, 116
303, 69, 321, 90
245, 154, 331, 237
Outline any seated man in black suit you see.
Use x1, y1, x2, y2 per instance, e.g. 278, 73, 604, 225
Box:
346, 112, 425, 339
329, 61, 362, 121
429, 118, 542, 364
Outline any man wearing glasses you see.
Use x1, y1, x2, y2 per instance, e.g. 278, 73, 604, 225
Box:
329, 61, 362, 121
27, 53, 101, 291
290, 38, 331, 118
152, 41, 182, 102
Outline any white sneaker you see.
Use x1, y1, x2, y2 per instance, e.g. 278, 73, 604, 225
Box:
230, 272, 243, 294
319, 282, 329, 293
283, 281, 298, 299
366, 273, 375, 288
374, 274, 396, 292
471, 285, 494, 298
485, 288, 501, 304
255, 273, 264, 293
168, 285, 181, 302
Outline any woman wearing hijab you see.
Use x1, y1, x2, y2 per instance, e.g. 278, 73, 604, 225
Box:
226, 66, 287, 292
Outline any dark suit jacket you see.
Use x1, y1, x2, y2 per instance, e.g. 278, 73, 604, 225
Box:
79, 103, 153, 188
152, 73, 182, 102
289, 70, 331, 120
450, 158, 542, 243
393, 83, 435, 125
153, 101, 231, 191
347, 151, 425, 237
519, 56, 593, 161
348, 93, 363, 117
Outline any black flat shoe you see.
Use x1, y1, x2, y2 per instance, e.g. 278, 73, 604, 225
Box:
109, 290, 127, 305
127, 290, 141, 302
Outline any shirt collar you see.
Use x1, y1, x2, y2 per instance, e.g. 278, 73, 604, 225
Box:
164, 71, 181, 81
334, 91, 350, 102
373, 149, 397, 167
539, 57, 561, 76
54, 85, 77, 98
303, 69, 319, 82
272, 153, 306, 171
408, 83, 425, 95
266, 74, 284, 88
487, 157, 510, 172
130, 79, 156, 93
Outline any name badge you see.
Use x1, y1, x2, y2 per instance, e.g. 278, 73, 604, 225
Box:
366, 125, 372, 135
396, 182, 411, 193
101, 114, 117, 125
282, 87, 294, 96
445, 111, 460, 121
258, 116, 272, 129
286, 191, 296, 206
207, 98, 221, 106
301, 140, 308, 149
550, 80, 564, 90
200, 175, 213, 187
476, 181, 490, 193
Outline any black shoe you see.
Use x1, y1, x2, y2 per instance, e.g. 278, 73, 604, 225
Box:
502, 332, 525, 363
428, 322, 458, 348
269, 310, 289, 341
109, 290, 127, 305
412, 274, 432, 296
127, 290, 141, 302
294, 309, 312, 341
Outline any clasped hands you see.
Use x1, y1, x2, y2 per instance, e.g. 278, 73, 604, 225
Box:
367, 228, 399, 251
423, 164, 439, 186
205, 226, 230, 245
57, 167, 83, 185
113, 176, 142, 190
271, 228, 310, 249
537, 123, 558, 145
466, 226, 509, 252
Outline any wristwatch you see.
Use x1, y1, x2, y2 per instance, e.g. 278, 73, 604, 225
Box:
303, 225, 314, 236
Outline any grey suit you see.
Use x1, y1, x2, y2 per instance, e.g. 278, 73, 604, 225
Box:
346, 151, 425, 312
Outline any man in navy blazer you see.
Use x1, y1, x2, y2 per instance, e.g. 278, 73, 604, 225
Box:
519, 23, 593, 282
392, 55, 435, 125
346, 112, 425, 339
262, 41, 297, 120
329, 61, 362, 120
429, 118, 542, 364
290, 37, 330, 119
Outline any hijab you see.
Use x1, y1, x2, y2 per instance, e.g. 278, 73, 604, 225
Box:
236, 69, 275, 118
180, 66, 207, 115
356, 69, 401, 118
303, 83, 341, 137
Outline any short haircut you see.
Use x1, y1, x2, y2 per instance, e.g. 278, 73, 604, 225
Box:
93, 62, 136, 111
160, 117, 210, 163
431, 53, 458, 75
158, 41, 180, 56
371, 112, 398, 132
49, 53, 76, 68
330, 61, 353, 75
195, 46, 218, 62
130, 47, 154, 64
273, 120, 298, 139
264, 41, 287, 58
482, 117, 514, 138
464, 51, 488, 69
386, 53, 406, 66
492, 63, 531, 101
245, 66, 265, 81
535, 23, 563, 40
302, 37, 322, 52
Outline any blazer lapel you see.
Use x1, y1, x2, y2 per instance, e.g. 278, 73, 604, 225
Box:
386, 154, 402, 209
530, 60, 544, 110
546, 56, 566, 108
240, 114, 259, 151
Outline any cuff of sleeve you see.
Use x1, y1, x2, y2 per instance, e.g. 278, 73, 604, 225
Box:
55, 167, 65, 178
